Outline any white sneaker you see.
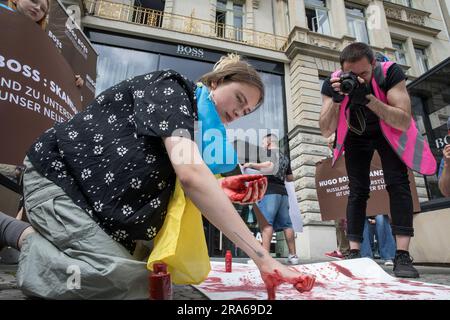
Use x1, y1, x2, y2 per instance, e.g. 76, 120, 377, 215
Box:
384, 259, 394, 266
286, 254, 299, 265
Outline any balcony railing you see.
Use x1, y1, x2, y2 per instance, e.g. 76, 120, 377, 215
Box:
83, 0, 288, 51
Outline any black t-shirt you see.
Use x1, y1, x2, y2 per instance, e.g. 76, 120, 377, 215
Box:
27, 70, 198, 253
321, 63, 406, 130
258, 150, 292, 195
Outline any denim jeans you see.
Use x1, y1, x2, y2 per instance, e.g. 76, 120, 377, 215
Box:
361, 215, 396, 260
344, 124, 414, 243
258, 194, 292, 232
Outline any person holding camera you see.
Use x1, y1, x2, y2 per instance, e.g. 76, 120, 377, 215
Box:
319, 42, 436, 278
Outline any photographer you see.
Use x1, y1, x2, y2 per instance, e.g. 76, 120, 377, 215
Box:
319, 43, 436, 278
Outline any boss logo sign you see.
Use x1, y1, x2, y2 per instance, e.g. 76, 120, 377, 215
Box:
435, 135, 450, 149
176, 45, 204, 58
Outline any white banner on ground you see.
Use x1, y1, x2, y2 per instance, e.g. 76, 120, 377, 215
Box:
194, 259, 450, 300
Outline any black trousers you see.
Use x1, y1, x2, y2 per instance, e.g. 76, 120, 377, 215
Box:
344, 124, 414, 243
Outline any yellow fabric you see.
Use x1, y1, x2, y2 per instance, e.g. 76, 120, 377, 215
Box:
147, 178, 211, 285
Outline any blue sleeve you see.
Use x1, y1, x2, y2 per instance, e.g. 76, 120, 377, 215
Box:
0, 3, 14, 11
438, 158, 445, 178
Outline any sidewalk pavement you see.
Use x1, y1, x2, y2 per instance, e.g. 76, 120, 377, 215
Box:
1, 254, 450, 300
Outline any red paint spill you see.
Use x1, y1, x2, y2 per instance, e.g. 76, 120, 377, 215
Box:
398, 279, 450, 291
388, 290, 432, 296
261, 270, 316, 300
312, 280, 327, 288
201, 262, 449, 300
205, 277, 223, 284
330, 262, 355, 278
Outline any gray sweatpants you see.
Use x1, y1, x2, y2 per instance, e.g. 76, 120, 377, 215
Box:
16, 157, 149, 299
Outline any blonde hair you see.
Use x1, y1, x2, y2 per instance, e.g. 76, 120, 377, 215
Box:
9, 0, 49, 30
199, 53, 265, 108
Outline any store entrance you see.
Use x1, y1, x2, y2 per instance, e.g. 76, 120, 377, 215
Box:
203, 204, 277, 258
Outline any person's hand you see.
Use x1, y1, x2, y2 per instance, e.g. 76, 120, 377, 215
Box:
242, 163, 253, 169
349, 79, 371, 106
327, 134, 335, 150
220, 174, 267, 205
443, 144, 450, 166
75, 75, 84, 88
258, 259, 315, 299
330, 77, 345, 103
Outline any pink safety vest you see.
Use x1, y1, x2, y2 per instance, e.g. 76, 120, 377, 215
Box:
332, 61, 437, 175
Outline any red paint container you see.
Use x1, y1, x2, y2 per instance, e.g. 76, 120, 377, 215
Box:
225, 250, 232, 273
149, 262, 172, 300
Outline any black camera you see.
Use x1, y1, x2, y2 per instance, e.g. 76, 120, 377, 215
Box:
339, 72, 359, 95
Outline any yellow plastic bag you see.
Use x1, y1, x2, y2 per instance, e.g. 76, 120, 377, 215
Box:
147, 178, 211, 285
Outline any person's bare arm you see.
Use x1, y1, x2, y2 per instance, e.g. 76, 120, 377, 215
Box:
319, 94, 340, 138
163, 136, 309, 282
366, 80, 411, 132
243, 161, 274, 174
439, 145, 450, 197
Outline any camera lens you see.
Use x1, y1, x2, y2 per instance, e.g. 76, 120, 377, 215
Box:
341, 79, 356, 94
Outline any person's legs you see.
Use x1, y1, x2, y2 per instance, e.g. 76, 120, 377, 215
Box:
326, 219, 348, 259
17, 157, 149, 299
376, 135, 414, 244
283, 228, 296, 256
344, 132, 375, 252
337, 219, 350, 255
376, 135, 418, 278
334, 219, 341, 249
272, 195, 298, 264
360, 219, 373, 258
0, 211, 34, 250
275, 195, 296, 255
369, 221, 378, 258
375, 215, 396, 261
261, 225, 274, 253
257, 195, 279, 253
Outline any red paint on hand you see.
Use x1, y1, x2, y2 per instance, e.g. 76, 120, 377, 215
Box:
221, 175, 267, 204
262, 270, 316, 300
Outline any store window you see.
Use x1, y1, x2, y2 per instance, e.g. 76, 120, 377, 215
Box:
408, 58, 450, 206
94, 44, 159, 94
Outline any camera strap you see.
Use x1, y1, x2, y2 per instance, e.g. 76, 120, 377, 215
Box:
345, 105, 366, 135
